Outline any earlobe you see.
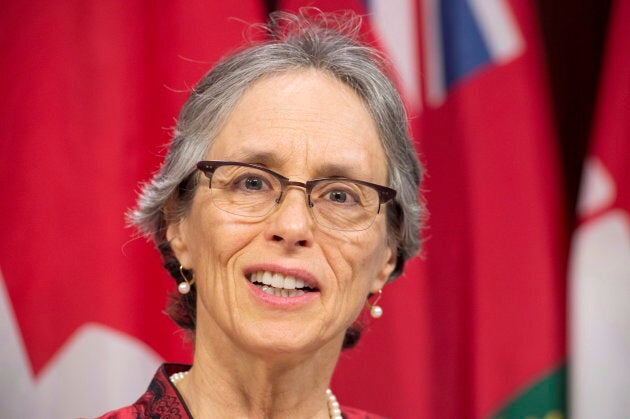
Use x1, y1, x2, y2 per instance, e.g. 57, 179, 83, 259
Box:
371, 245, 397, 293
166, 221, 192, 268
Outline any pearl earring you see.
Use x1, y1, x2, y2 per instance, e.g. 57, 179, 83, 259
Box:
368, 289, 383, 318
178, 265, 195, 295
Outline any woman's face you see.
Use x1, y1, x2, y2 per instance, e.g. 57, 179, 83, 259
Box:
168, 70, 396, 357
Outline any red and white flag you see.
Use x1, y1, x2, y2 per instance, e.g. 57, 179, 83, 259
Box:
569, 1, 630, 417
0, 2, 264, 417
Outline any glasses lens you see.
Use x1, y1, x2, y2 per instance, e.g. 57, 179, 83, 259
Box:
310, 180, 380, 231
209, 165, 281, 217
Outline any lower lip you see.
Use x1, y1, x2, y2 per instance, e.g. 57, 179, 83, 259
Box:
245, 279, 319, 308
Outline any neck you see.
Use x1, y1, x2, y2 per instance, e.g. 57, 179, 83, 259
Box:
176, 314, 345, 418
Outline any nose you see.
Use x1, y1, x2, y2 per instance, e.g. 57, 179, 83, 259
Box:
263, 187, 315, 248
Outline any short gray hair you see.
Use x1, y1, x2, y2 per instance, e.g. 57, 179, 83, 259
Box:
129, 9, 424, 341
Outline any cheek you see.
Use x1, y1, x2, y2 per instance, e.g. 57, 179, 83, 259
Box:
188, 211, 264, 316
185, 201, 261, 274
321, 229, 386, 292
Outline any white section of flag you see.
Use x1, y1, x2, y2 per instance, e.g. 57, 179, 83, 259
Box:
468, 0, 523, 62
369, 0, 422, 111
0, 272, 162, 419
422, 0, 447, 106
569, 163, 630, 419
576, 157, 617, 217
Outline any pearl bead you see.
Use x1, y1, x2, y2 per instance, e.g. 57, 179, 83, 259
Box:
178, 281, 191, 294
169, 371, 189, 384
370, 305, 383, 318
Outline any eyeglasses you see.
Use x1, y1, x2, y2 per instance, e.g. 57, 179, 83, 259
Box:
196, 161, 396, 232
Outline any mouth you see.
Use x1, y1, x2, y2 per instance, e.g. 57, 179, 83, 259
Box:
247, 271, 318, 298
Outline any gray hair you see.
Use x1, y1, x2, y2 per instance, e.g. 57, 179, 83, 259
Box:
129, 10, 424, 341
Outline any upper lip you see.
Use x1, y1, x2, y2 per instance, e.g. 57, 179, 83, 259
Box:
244, 264, 320, 290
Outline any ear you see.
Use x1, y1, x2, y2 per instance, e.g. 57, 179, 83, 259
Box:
166, 219, 193, 269
370, 244, 397, 294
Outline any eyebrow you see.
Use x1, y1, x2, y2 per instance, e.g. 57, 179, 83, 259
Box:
313, 162, 366, 180
223, 150, 284, 167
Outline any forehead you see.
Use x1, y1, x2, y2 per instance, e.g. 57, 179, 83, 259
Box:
208, 70, 388, 183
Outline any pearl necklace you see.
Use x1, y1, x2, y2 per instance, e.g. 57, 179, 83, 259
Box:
169, 371, 342, 419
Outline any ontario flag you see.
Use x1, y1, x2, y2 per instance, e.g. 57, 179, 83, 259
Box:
416, 1, 566, 418
0, 2, 264, 418
569, 1, 630, 417
279, 1, 566, 418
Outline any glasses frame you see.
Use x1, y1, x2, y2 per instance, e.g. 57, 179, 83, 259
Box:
196, 160, 396, 218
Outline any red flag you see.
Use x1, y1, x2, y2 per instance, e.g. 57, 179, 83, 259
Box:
0, 2, 264, 417
417, 1, 565, 418
570, 1, 630, 417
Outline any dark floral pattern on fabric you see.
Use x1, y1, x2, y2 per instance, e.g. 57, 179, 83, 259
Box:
146, 396, 182, 419
142, 378, 184, 419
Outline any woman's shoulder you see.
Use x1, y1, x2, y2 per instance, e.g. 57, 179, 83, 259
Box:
341, 405, 389, 419
92, 363, 192, 419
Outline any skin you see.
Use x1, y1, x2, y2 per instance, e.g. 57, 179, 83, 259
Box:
167, 69, 396, 418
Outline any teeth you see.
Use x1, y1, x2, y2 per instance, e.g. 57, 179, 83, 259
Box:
262, 272, 273, 285
261, 285, 305, 297
250, 270, 312, 297
252, 272, 261, 283
271, 273, 284, 288
284, 276, 296, 290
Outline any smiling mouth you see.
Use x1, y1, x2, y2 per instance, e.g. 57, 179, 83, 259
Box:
248, 271, 318, 298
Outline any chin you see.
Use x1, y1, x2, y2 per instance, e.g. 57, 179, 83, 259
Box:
240, 327, 342, 359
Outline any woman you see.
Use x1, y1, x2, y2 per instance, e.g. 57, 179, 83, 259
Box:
100, 9, 422, 419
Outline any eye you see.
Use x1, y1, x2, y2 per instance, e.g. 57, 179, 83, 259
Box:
328, 190, 349, 203
230, 172, 274, 193
317, 183, 361, 206
243, 177, 264, 190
